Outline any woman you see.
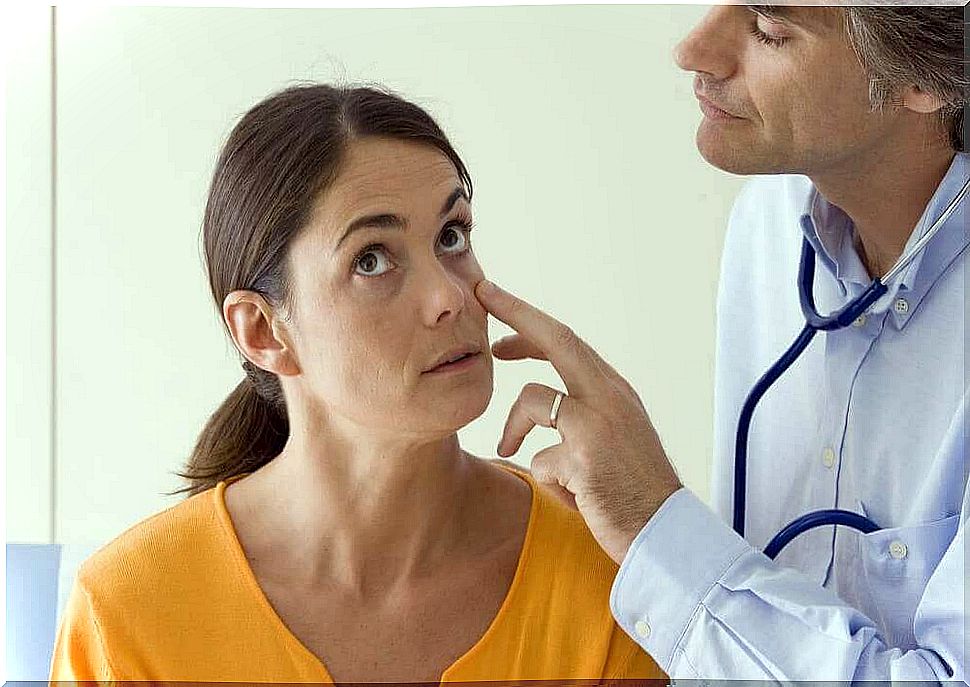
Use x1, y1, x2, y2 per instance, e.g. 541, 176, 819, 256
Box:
50, 84, 663, 683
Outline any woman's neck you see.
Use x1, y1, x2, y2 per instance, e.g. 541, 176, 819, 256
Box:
234, 417, 480, 597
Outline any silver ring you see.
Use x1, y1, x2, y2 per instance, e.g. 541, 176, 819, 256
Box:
549, 391, 565, 430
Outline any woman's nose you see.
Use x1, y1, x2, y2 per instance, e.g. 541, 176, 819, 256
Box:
421, 261, 466, 327
673, 7, 738, 82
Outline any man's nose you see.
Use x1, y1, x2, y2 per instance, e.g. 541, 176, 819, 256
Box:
673, 7, 739, 82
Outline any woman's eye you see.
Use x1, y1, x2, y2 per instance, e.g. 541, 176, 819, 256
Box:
354, 247, 393, 277
437, 226, 470, 254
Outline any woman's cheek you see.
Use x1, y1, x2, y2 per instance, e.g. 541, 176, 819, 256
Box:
457, 253, 486, 282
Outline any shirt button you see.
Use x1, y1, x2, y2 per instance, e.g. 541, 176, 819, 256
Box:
822, 447, 836, 469
889, 541, 908, 559
852, 314, 867, 328
634, 619, 652, 639
894, 298, 909, 314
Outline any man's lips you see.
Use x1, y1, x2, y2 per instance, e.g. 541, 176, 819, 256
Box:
694, 92, 744, 120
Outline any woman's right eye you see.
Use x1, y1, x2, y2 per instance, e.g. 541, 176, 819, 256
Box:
353, 246, 394, 277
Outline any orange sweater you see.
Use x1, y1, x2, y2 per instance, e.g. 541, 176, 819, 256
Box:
50, 464, 663, 682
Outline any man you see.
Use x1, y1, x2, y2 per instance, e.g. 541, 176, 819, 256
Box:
476, 4, 967, 680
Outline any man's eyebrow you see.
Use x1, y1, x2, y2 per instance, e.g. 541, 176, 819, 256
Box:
334, 186, 469, 250
748, 4, 831, 33
748, 3, 787, 20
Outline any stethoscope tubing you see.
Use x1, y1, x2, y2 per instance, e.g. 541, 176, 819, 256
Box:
734, 175, 969, 559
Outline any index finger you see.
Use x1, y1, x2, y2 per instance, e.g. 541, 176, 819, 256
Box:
474, 279, 604, 398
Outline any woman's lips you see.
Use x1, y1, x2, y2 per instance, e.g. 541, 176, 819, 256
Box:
424, 351, 483, 374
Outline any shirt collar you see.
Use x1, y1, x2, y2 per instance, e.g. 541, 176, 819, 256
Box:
799, 152, 970, 328
799, 190, 868, 288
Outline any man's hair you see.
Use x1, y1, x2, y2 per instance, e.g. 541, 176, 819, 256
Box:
840, 7, 967, 151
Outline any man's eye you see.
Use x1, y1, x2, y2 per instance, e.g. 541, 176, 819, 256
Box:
749, 19, 790, 48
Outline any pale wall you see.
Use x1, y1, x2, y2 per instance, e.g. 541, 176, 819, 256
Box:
6, 4, 746, 546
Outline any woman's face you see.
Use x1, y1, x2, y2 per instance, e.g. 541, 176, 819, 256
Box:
281, 136, 493, 439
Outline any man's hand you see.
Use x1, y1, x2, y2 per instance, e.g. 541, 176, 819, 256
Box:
476, 279, 683, 564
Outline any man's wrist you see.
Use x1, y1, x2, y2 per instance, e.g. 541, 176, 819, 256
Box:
618, 480, 684, 562
610, 488, 752, 669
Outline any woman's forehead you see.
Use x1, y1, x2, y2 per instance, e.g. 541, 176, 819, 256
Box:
336, 138, 458, 200
335, 140, 454, 203
302, 138, 464, 246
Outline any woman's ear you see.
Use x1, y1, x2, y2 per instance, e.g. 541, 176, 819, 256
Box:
223, 291, 301, 377
900, 85, 946, 115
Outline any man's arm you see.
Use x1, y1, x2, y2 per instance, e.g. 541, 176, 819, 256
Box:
473, 275, 966, 683
610, 480, 966, 681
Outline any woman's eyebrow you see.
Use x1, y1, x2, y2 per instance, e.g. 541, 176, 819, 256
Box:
440, 187, 469, 217
335, 186, 470, 250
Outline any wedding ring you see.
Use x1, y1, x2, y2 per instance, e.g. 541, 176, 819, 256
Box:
549, 391, 565, 430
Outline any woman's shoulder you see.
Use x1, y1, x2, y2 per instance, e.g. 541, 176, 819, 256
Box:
490, 460, 620, 579
486, 461, 662, 678
76, 485, 227, 596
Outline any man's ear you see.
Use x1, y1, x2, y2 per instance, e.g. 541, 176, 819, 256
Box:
900, 84, 946, 115
223, 291, 301, 377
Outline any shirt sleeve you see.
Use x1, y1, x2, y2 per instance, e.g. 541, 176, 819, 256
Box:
601, 621, 668, 679
49, 577, 115, 682
609, 487, 966, 681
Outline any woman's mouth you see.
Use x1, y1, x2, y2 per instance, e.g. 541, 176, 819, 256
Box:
424, 351, 483, 374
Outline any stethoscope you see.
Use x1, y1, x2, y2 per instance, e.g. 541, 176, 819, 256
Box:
734, 174, 970, 559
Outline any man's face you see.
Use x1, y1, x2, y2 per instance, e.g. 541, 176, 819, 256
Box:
674, 6, 898, 176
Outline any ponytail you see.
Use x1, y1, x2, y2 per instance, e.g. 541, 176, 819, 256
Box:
172, 364, 288, 497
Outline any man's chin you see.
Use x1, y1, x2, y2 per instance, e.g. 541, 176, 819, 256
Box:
698, 140, 758, 176
695, 128, 784, 176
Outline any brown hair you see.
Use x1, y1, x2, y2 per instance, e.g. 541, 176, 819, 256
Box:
173, 83, 473, 497
842, 6, 967, 151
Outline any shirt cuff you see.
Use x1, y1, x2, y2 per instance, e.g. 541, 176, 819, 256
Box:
609, 487, 753, 671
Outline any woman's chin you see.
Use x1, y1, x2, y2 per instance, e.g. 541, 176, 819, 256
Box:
428, 383, 494, 433
453, 385, 494, 426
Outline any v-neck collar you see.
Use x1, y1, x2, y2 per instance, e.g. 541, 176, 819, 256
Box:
213, 463, 540, 683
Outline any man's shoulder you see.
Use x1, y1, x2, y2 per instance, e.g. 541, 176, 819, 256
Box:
720, 173, 814, 269
731, 173, 814, 228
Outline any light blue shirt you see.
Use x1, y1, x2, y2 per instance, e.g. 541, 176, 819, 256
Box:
610, 153, 968, 681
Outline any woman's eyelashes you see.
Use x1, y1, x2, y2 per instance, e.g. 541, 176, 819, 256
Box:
437, 218, 474, 256
352, 218, 474, 278
353, 244, 394, 277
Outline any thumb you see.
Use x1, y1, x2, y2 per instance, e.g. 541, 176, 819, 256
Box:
530, 444, 578, 511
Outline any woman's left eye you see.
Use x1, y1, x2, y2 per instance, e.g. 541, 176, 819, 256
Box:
437, 223, 472, 255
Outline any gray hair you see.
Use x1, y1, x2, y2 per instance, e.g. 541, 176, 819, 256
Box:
841, 6, 967, 150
